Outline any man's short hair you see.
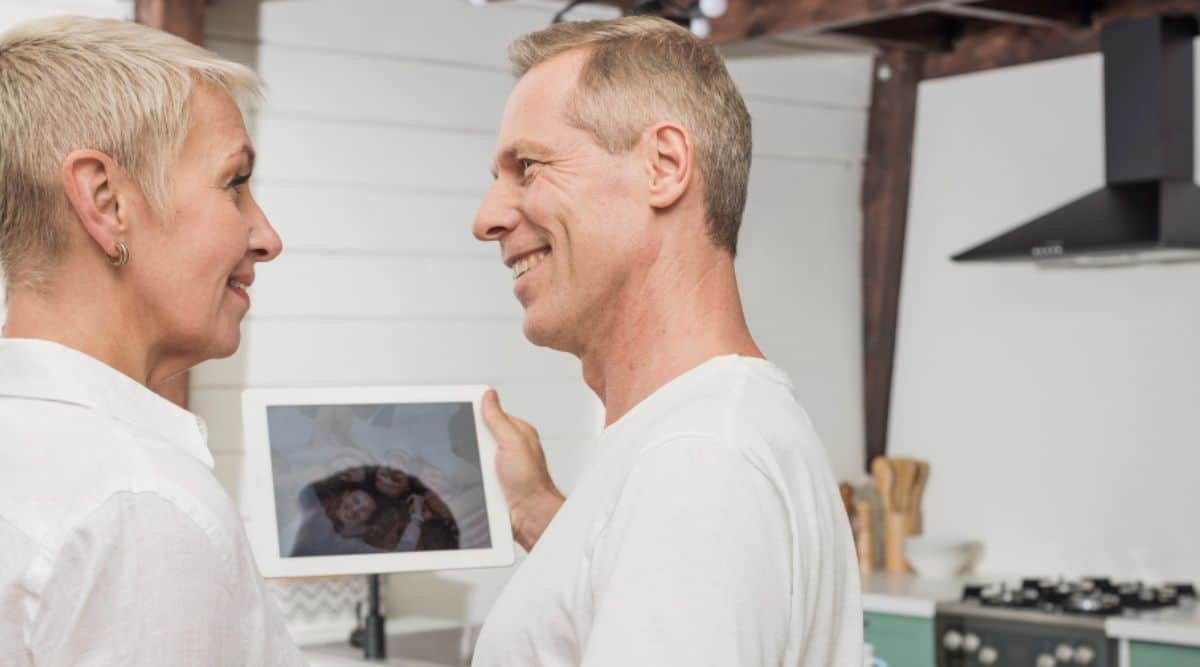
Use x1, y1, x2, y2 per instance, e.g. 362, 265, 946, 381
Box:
509, 16, 752, 255
0, 16, 262, 292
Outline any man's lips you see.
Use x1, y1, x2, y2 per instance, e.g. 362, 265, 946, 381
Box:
503, 246, 551, 269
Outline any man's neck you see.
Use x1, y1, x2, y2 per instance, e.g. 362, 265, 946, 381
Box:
580, 250, 763, 427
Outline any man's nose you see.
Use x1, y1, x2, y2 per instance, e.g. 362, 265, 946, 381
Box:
473, 183, 521, 242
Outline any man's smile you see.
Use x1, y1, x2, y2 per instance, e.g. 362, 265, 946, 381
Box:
508, 247, 551, 280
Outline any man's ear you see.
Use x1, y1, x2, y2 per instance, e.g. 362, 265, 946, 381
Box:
645, 122, 694, 211
60, 149, 127, 259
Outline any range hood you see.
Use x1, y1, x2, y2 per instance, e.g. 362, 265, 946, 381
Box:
952, 15, 1200, 265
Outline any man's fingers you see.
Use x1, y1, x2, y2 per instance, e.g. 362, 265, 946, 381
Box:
482, 389, 522, 444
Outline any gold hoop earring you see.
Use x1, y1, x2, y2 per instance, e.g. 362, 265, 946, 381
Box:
109, 240, 129, 268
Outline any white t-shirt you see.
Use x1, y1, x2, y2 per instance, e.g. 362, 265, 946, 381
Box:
472, 355, 863, 666
0, 338, 304, 666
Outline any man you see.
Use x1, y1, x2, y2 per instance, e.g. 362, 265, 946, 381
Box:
469, 16, 862, 667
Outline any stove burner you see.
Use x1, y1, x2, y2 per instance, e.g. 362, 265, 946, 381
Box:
961, 577, 1196, 617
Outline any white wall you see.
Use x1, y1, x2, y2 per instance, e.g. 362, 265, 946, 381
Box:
889, 52, 1200, 582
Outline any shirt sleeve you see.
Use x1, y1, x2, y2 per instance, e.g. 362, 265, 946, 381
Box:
582, 437, 793, 667
26, 491, 306, 667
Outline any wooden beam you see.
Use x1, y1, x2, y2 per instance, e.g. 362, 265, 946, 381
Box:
923, 0, 1200, 79
709, 0, 983, 43
135, 0, 206, 46
862, 49, 922, 472
135, 0, 207, 408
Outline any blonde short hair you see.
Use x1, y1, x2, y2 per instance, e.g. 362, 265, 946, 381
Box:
0, 15, 262, 292
509, 16, 752, 255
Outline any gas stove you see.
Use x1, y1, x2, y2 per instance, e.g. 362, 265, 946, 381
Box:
935, 578, 1196, 666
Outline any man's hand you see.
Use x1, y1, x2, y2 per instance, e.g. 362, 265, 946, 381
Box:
481, 389, 565, 551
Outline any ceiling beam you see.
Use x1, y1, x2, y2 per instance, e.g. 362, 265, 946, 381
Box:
933, 4, 1073, 29
924, 0, 1200, 79
708, 0, 983, 42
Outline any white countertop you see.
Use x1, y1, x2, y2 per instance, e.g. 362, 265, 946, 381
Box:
299, 619, 474, 667
860, 572, 976, 618
1106, 602, 1200, 648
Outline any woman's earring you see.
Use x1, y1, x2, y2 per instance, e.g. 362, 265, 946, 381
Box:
109, 240, 129, 268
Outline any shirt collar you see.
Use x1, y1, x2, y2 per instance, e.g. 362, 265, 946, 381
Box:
0, 338, 213, 468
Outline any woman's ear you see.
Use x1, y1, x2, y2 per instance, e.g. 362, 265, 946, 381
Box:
645, 121, 694, 211
60, 149, 127, 259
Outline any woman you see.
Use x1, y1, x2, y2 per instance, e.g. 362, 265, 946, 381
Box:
0, 16, 302, 665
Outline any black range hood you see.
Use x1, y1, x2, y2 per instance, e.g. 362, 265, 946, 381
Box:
952, 15, 1200, 265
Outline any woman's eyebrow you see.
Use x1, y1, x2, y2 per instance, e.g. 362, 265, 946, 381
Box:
225, 144, 256, 171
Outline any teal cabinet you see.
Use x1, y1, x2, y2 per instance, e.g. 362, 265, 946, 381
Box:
1129, 640, 1200, 667
863, 611, 935, 667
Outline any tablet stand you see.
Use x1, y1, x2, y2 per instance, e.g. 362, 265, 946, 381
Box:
349, 574, 387, 660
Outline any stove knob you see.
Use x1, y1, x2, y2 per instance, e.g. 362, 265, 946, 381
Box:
977, 645, 998, 665
1055, 643, 1075, 662
962, 632, 981, 652
1074, 645, 1096, 665
942, 630, 963, 651
1037, 653, 1057, 667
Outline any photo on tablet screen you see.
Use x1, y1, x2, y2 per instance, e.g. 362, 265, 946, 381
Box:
265, 402, 492, 558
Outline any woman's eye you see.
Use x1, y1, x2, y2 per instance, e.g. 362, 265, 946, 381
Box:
228, 173, 251, 190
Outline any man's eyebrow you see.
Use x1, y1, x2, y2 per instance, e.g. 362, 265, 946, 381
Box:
509, 139, 555, 158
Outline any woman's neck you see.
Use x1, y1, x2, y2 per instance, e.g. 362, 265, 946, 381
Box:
3, 281, 160, 386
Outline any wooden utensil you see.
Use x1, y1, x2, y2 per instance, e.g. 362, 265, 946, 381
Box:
854, 498, 875, 576
911, 461, 929, 515
884, 511, 919, 573
871, 457, 895, 513
892, 459, 917, 513
873, 456, 928, 573
897, 458, 921, 511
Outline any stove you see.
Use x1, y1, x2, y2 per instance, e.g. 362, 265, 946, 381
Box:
935, 578, 1196, 666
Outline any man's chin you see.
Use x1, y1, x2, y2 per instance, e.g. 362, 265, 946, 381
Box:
522, 314, 568, 352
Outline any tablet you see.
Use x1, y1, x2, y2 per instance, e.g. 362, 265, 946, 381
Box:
241, 385, 514, 578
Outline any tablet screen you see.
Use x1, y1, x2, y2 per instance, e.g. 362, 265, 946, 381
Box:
265, 402, 492, 558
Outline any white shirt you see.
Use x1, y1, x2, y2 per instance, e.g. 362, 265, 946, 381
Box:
472, 356, 863, 666
0, 338, 305, 666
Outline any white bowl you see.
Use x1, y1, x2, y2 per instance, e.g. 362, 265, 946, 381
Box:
903, 536, 979, 578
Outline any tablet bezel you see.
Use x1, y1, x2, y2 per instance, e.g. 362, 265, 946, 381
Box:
241, 385, 514, 578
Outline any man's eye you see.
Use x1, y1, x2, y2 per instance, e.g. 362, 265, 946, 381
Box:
229, 173, 251, 189
520, 159, 536, 173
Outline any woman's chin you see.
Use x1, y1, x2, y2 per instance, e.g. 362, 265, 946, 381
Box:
181, 325, 242, 363
209, 329, 243, 360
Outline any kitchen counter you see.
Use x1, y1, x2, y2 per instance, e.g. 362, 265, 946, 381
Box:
860, 573, 1200, 649
860, 572, 975, 618
300, 619, 474, 667
1106, 602, 1200, 648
